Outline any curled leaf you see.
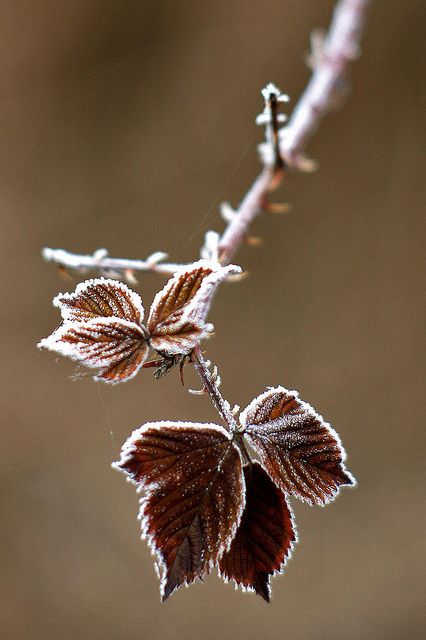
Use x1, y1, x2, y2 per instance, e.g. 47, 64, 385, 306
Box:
149, 318, 212, 357
146, 260, 238, 356
241, 387, 355, 505
113, 421, 245, 600
147, 260, 240, 338
219, 462, 296, 601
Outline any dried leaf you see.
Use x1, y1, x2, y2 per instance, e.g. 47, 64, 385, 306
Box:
149, 319, 212, 356
40, 262, 240, 381
147, 260, 240, 335
114, 387, 355, 599
241, 387, 355, 505
114, 421, 245, 600
219, 462, 296, 601
54, 277, 144, 324
38, 318, 149, 383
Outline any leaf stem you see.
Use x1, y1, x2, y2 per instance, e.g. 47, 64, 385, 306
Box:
190, 348, 238, 434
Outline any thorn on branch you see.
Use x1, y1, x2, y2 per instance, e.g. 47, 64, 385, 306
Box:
246, 235, 264, 248
93, 248, 109, 261
188, 386, 207, 396
124, 269, 139, 285
265, 201, 291, 214
146, 251, 169, 266
211, 365, 221, 388
220, 202, 237, 223
201, 230, 220, 262
305, 28, 327, 70
293, 154, 319, 173
57, 264, 73, 281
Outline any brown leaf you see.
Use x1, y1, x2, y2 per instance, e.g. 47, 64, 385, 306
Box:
38, 318, 149, 383
241, 387, 355, 505
149, 319, 209, 356
54, 277, 144, 324
219, 462, 296, 602
113, 421, 245, 600
147, 260, 241, 339
41, 262, 242, 380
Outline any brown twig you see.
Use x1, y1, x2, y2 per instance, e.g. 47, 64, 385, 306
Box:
190, 348, 238, 434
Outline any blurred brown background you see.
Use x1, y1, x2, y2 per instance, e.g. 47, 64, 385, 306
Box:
1, 1, 424, 639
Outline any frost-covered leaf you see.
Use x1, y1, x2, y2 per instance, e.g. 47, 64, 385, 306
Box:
147, 260, 240, 340
149, 318, 211, 356
113, 421, 245, 600
38, 318, 149, 383
41, 261, 241, 380
54, 277, 144, 324
242, 387, 355, 505
219, 462, 296, 601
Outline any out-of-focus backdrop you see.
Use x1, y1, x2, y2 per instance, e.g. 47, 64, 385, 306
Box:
1, 1, 424, 639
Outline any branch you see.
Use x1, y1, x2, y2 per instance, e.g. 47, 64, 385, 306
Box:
190, 348, 238, 434
280, 0, 370, 167
41, 247, 185, 279
42, 0, 370, 278
40, 2, 368, 550
193, 0, 371, 429
218, 0, 370, 264
217, 166, 277, 266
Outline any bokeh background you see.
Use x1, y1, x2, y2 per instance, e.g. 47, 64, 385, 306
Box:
1, 1, 424, 639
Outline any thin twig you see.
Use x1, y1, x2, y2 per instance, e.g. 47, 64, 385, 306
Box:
42, 247, 185, 277
280, 0, 370, 167
190, 348, 238, 434
218, 166, 280, 265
